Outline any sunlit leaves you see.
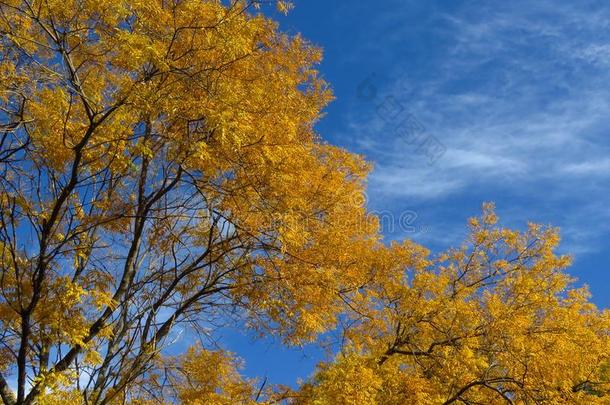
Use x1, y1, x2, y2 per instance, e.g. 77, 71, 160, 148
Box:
1, 0, 608, 403
297, 206, 610, 404
0, 0, 380, 403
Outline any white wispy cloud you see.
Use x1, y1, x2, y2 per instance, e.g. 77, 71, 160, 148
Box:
562, 158, 610, 175
341, 0, 610, 255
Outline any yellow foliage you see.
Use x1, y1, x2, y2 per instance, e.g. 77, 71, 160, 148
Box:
174, 346, 257, 405
0, 0, 608, 404
0, 0, 375, 402
297, 206, 610, 404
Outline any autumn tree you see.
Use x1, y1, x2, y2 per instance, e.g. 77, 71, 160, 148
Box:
2, 1, 610, 404
294, 205, 610, 404
0, 0, 380, 403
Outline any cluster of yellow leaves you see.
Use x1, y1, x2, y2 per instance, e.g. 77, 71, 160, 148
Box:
126, 345, 281, 405
34, 370, 82, 405
297, 204, 610, 404
297, 353, 384, 405
173, 347, 257, 405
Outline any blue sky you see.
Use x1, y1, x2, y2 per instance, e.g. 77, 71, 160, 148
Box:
223, 0, 610, 388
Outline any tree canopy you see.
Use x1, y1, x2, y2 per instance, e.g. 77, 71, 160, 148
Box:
0, 1, 608, 404
294, 205, 610, 404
